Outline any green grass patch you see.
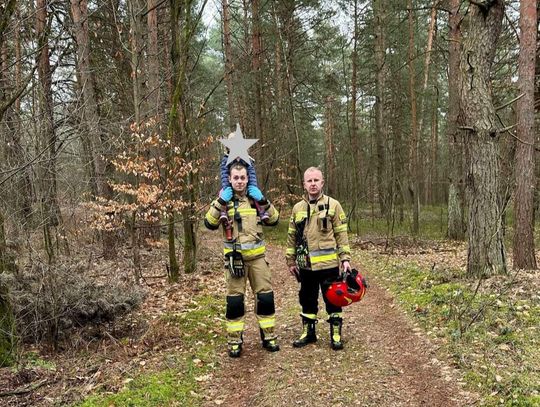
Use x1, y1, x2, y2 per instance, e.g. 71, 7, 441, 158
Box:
263, 219, 289, 246
348, 205, 448, 240
78, 294, 225, 407
359, 251, 540, 406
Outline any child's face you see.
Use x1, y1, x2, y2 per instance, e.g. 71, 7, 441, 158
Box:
229, 168, 248, 195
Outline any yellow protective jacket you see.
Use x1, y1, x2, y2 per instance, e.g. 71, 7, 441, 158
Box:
286, 194, 351, 270
205, 194, 279, 261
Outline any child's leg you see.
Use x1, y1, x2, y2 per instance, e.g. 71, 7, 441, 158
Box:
218, 188, 230, 222
246, 163, 258, 188
252, 197, 269, 221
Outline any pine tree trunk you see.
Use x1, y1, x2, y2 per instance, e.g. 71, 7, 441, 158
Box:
222, 0, 237, 129
446, 0, 466, 240
168, 0, 199, 278
407, 0, 419, 235
459, 0, 506, 277
0, 211, 15, 367
350, 0, 361, 212
147, 0, 161, 119
273, 3, 302, 186
250, 0, 264, 178
37, 0, 61, 262
513, 0, 537, 269
373, 0, 388, 219
324, 96, 336, 197
71, 0, 117, 259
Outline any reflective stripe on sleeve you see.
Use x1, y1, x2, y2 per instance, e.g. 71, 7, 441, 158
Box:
205, 212, 219, 226
267, 210, 279, 223
338, 245, 351, 254
334, 224, 347, 233
294, 211, 308, 222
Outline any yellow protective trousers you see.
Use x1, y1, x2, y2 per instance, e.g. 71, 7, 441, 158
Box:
225, 256, 276, 343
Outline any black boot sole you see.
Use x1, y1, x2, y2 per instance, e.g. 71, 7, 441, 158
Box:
292, 337, 317, 348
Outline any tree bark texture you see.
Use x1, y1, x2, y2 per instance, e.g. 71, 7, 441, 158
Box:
0, 211, 15, 367
407, 0, 419, 235
513, 0, 537, 269
71, 0, 117, 259
350, 0, 361, 209
222, 0, 237, 130
459, 0, 506, 277
168, 0, 198, 277
147, 0, 161, 121
373, 0, 388, 219
446, 0, 466, 240
324, 95, 336, 197
37, 0, 61, 262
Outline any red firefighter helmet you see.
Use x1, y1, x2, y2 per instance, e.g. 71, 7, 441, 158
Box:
324, 269, 367, 307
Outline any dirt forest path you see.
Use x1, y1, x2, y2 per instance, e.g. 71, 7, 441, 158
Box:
202, 238, 479, 407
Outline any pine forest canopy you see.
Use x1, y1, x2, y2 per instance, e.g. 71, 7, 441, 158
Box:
0, 0, 536, 278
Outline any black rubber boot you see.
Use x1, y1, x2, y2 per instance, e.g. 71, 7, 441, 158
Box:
228, 342, 242, 357
260, 328, 280, 352
329, 317, 344, 350
227, 332, 243, 358
293, 317, 317, 348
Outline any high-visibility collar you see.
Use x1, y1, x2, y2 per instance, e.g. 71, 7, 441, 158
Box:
305, 193, 324, 204
233, 192, 248, 201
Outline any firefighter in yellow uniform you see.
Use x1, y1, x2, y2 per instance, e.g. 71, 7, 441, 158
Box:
286, 167, 352, 350
205, 162, 280, 357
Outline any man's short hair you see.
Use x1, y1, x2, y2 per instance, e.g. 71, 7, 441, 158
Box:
229, 162, 247, 174
304, 166, 324, 179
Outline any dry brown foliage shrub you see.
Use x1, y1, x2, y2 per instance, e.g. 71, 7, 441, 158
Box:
0, 262, 146, 346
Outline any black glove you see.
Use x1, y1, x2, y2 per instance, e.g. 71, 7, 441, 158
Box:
225, 251, 245, 278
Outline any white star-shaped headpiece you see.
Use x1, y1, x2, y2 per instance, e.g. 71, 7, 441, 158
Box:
219, 123, 258, 165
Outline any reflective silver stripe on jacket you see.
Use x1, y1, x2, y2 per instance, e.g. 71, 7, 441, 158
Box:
224, 241, 266, 250
309, 248, 336, 256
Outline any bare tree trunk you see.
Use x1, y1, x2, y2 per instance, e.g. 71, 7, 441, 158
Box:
350, 0, 361, 211
429, 86, 439, 204
2, 6, 32, 227
459, 0, 506, 277
273, 3, 301, 186
37, 0, 61, 262
0, 212, 16, 365
250, 0, 264, 178
129, 0, 146, 125
0, 3, 18, 355
418, 5, 437, 205
407, 0, 419, 235
446, 0, 466, 240
373, 0, 388, 219
168, 0, 200, 278
147, 0, 161, 120
324, 95, 336, 196
513, 0, 537, 269
222, 0, 237, 130
71, 0, 117, 259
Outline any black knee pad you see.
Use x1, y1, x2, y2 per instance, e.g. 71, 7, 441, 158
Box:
256, 291, 275, 316
226, 295, 245, 319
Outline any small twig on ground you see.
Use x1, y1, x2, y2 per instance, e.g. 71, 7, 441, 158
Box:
0, 378, 48, 397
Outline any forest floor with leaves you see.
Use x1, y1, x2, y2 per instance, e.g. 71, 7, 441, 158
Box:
1, 227, 539, 406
